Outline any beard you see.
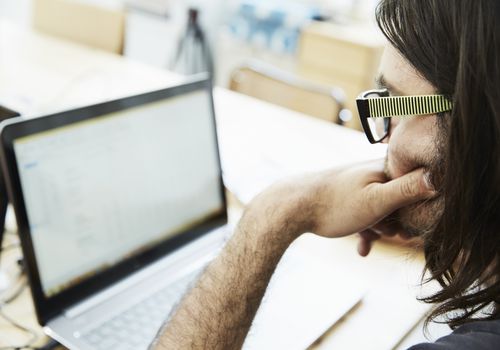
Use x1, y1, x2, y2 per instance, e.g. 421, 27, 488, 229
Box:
384, 130, 447, 238
395, 194, 444, 237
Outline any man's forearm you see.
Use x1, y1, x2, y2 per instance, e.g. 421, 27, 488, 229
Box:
152, 190, 308, 350
151, 162, 434, 349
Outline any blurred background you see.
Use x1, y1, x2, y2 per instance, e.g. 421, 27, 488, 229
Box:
0, 0, 385, 130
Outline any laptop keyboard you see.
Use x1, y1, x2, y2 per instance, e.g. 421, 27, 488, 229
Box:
81, 271, 199, 350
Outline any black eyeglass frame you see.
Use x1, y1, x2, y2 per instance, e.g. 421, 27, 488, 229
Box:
356, 89, 390, 144
356, 88, 453, 144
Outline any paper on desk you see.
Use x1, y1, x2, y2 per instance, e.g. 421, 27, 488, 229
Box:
242, 235, 366, 350
215, 91, 387, 204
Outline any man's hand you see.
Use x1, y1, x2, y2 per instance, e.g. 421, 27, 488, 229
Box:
253, 159, 435, 241
357, 219, 412, 257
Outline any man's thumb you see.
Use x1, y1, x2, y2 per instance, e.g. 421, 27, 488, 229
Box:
377, 168, 436, 214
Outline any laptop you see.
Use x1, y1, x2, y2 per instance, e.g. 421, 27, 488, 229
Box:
0, 77, 229, 349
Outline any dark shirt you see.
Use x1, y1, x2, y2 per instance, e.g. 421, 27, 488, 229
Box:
409, 319, 500, 349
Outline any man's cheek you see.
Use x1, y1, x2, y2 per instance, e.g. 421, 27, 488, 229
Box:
397, 195, 444, 237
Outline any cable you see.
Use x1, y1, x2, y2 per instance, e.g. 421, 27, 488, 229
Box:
2, 228, 20, 242
4, 229, 19, 236
0, 338, 60, 350
0, 258, 26, 304
0, 306, 39, 350
0, 256, 40, 350
36, 339, 60, 350
0, 229, 55, 350
0, 243, 21, 253
0, 345, 45, 350
0, 278, 27, 306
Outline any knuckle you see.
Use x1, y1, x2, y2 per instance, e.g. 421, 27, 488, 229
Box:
365, 185, 383, 217
364, 185, 377, 203
400, 179, 417, 198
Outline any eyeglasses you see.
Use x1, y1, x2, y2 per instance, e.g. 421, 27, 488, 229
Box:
356, 88, 453, 144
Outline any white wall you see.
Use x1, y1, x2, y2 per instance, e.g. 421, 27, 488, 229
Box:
0, 0, 32, 25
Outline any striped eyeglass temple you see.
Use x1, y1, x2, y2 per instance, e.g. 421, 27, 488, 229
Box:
367, 95, 452, 118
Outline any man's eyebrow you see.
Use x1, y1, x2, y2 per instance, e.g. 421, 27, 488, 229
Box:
375, 75, 405, 96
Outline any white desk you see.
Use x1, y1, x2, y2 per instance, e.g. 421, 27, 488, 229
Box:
0, 21, 446, 349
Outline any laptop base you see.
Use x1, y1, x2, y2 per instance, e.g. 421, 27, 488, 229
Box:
45, 225, 227, 350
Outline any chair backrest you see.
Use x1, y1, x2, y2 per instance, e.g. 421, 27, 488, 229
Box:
229, 60, 349, 124
33, 0, 125, 54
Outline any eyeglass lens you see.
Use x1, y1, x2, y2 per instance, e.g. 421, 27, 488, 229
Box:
365, 92, 390, 142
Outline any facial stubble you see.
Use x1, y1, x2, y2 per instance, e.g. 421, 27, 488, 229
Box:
384, 137, 446, 238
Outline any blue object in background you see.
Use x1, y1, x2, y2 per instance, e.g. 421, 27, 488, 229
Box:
228, 0, 321, 54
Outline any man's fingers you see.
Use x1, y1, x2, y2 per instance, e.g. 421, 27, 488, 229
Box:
373, 168, 436, 215
359, 230, 381, 242
357, 237, 371, 257
357, 230, 381, 257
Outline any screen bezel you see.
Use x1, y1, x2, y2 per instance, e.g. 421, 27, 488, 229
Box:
0, 77, 228, 325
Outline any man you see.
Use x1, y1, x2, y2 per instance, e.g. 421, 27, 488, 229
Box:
153, 0, 500, 348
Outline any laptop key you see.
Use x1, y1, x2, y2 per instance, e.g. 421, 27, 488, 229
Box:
96, 337, 117, 350
82, 270, 198, 349
86, 333, 101, 342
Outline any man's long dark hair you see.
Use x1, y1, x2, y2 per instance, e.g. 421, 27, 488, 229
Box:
376, 0, 500, 328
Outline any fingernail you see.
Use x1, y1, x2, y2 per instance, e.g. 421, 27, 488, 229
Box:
423, 172, 435, 192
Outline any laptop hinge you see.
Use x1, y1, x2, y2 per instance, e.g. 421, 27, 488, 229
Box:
63, 227, 226, 319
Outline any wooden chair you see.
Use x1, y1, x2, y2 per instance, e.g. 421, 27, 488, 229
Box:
229, 60, 351, 125
32, 0, 126, 54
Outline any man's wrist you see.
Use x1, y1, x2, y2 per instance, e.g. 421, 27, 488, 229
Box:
241, 182, 316, 246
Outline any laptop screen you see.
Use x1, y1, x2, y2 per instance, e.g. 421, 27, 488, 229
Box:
11, 89, 224, 298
